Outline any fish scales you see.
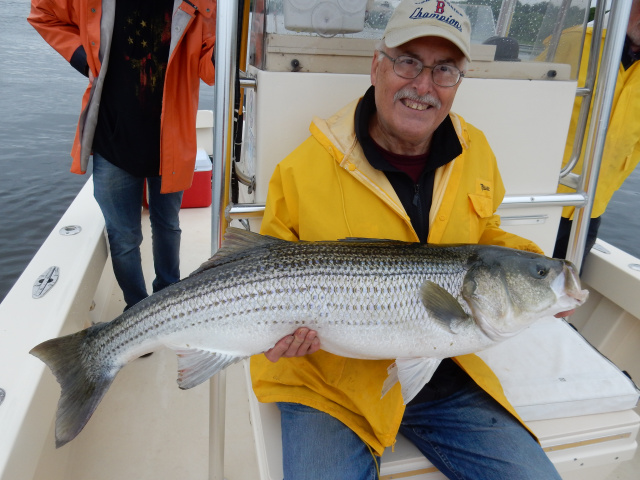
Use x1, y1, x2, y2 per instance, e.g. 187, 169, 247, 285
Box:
78, 241, 471, 377
86, 247, 482, 364
30, 228, 589, 447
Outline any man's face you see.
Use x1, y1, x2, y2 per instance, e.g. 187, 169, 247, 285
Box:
629, 0, 640, 51
370, 36, 465, 155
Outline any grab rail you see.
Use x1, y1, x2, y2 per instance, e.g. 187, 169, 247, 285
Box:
209, 0, 239, 478
559, 0, 608, 178
224, 192, 591, 221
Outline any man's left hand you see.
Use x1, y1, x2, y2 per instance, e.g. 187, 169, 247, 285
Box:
264, 327, 320, 362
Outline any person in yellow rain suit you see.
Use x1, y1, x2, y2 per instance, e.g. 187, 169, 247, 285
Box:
251, 1, 567, 479
554, 0, 640, 261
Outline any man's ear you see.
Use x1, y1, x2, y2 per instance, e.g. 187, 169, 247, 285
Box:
371, 52, 379, 86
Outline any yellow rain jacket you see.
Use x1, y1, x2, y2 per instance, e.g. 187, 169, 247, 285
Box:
556, 26, 640, 220
250, 97, 542, 456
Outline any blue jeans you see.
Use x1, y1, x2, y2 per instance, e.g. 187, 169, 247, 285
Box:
92, 153, 183, 309
277, 381, 561, 480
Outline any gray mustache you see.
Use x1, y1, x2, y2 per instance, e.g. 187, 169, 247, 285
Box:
394, 89, 442, 109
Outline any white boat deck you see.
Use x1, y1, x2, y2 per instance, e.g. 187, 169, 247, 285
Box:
31, 206, 261, 479
28, 204, 638, 480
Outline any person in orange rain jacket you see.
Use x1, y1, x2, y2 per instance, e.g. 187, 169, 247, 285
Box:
28, 0, 216, 310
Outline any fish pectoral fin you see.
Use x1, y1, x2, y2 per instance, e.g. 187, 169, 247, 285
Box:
381, 361, 400, 399
386, 357, 442, 404
174, 347, 245, 390
420, 281, 471, 333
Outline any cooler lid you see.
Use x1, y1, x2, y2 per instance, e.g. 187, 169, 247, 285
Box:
195, 148, 212, 172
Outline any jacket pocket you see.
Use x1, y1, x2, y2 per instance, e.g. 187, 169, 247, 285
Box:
468, 193, 494, 218
467, 193, 494, 242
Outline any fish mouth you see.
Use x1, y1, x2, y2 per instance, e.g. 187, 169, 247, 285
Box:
562, 260, 589, 306
568, 287, 589, 305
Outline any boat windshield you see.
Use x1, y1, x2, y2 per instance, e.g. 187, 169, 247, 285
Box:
249, 0, 592, 81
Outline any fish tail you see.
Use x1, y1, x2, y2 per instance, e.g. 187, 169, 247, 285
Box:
30, 325, 119, 448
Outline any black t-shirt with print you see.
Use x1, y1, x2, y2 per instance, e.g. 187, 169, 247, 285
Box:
93, 0, 174, 177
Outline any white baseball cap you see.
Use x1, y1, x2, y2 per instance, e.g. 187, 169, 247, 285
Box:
383, 0, 472, 62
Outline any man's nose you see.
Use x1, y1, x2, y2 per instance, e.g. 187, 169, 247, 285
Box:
410, 67, 436, 95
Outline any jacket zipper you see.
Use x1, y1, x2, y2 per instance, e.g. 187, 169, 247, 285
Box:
412, 182, 427, 242
182, 0, 198, 10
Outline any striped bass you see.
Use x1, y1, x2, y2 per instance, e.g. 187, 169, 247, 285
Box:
31, 228, 588, 447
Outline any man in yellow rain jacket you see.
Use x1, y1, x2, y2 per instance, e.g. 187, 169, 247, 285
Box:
554, 0, 640, 262
251, 1, 565, 478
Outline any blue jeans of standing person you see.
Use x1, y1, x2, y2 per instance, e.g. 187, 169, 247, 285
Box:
92, 153, 183, 309
278, 380, 561, 480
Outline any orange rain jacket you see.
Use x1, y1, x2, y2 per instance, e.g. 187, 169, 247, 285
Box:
251, 98, 543, 456
28, 0, 216, 193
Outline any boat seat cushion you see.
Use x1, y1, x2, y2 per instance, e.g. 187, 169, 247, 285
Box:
477, 317, 640, 421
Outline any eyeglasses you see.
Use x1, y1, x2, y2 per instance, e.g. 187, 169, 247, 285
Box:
377, 51, 464, 87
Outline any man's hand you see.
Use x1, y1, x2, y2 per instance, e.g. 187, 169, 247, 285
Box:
264, 327, 320, 362
555, 309, 576, 318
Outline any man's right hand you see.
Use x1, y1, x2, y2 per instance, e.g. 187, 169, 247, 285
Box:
264, 327, 320, 362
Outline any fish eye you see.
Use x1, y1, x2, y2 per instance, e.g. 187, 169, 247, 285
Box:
532, 264, 549, 279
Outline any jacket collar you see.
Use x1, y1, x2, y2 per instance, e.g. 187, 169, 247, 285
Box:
622, 36, 640, 70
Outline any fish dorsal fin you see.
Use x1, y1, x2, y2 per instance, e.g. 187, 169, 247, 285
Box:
189, 228, 286, 276
173, 347, 245, 389
420, 281, 472, 333
381, 357, 442, 404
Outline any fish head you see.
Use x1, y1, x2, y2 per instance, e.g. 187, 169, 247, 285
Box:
462, 247, 589, 341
